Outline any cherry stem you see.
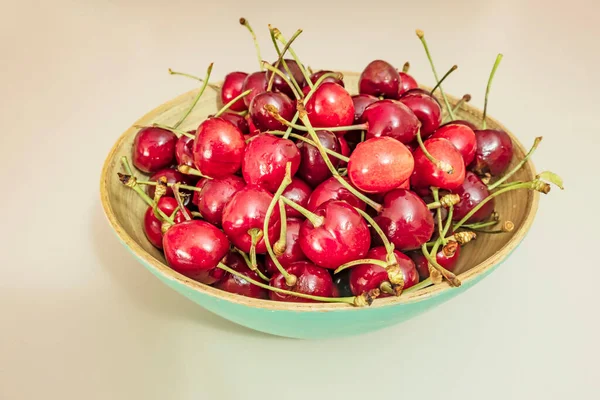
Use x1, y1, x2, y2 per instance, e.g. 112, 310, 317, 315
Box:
169, 206, 180, 220
172, 184, 192, 221
280, 197, 324, 228
262, 61, 302, 99
267, 110, 367, 133
432, 188, 446, 245
416, 129, 454, 174
233, 248, 270, 282
482, 53, 503, 129
172, 63, 214, 129
266, 28, 304, 93
177, 165, 213, 179
404, 277, 433, 293
354, 207, 395, 261
216, 262, 368, 306
334, 259, 391, 274
421, 243, 461, 287
137, 180, 201, 193
168, 69, 221, 90
117, 169, 174, 225
268, 131, 350, 162
442, 205, 454, 239
272, 27, 313, 89
416, 29, 456, 120
488, 137, 542, 191
146, 123, 195, 139
273, 201, 287, 256
239, 18, 263, 71
247, 228, 263, 273
448, 94, 471, 121
462, 220, 498, 230
402, 61, 410, 73
152, 177, 167, 220
267, 26, 303, 96
214, 89, 252, 117
430, 65, 457, 95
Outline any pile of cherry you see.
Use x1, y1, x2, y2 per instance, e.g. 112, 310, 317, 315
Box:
117, 21, 562, 306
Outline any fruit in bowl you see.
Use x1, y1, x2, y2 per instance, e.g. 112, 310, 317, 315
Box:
100, 21, 563, 339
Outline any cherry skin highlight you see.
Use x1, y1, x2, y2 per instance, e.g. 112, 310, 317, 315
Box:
192, 175, 246, 226
431, 122, 477, 165
193, 118, 246, 178
281, 177, 312, 218
133, 127, 177, 173
471, 129, 514, 176
451, 171, 495, 223
219, 112, 249, 135
411, 137, 466, 190
398, 71, 418, 96
359, 60, 401, 99
305, 82, 355, 131
348, 137, 414, 193
175, 134, 195, 169
306, 176, 366, 212
400, 88, 443, 137
265, 218, 308, 274
215, 252, 268, 299
363, 100, 421, 144
297, 130, 341, 187
269, 261, 334, 302
242, 71, 268, 108
221, 71, 249, 112
351, 94, 379, 124
143, 197, 187, 249
249, 91, 295, 132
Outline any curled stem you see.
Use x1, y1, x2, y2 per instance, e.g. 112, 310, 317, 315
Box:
482, 53, 503, 129
487, 137, 542, 190
173, 63, 214, 129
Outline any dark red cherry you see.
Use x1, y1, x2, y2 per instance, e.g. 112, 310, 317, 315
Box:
221, 186, 281, 254
351, 94, 379, 124
359, 60, 401, 99
299, 200, 370, 269
242, 71, 268, 108
249, 91, 295, 132
147, 168, 195, 199
337, 135, 351, 167
192, 175, 245, 226
431, 122, 477, 165
221, 71, 249, 112
374, 189, 435, 251
411, 138, 466, 190
306, 177, 365, 212
215, 252, 268, 299
246, 113, 261, 137
193, 118, 245, 178
162, 219, 230, 284
471, 129, 513, 176
175, 135, 195, 168
132, 127, 177, 173
242, 134, 301, 193
281, 178, 312, 218
265, 218, 307, 274
451, 171, 495, 223
348, 137, 414, 193
407, 244, 461, 280
399, 89, 442, 137
305, 82, 354, 131
363, 100, 421, 144
349, 247, 418, 297
267, 59, 306, 98
143, 197, 187, 249
297, 130, 340, 187
218, 112, 249, 135
269, 261, 334, 302
308, 70, 344, 87
398, 71, 418, 96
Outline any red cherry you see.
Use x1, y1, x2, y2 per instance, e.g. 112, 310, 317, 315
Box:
349, 247, 419, 297
143, 197, 187, 249
304, 82, 354, 131
411, 137, 466, 190
471, 129, 513, 176
132, 127, 177, 173
431, 123, 477, 165
448, 119, 478, 131
351, 94, 379, 124
218, 112, 249, 135
308, 70, 344, 87
242, 134, 301, 193
359, 60, 401, 99
265, 218, 307, 274
399, 88, 442, 137
407, 244, 461, 280
241, 71, 268, 108
348, 137, 414, 193
281, 178, 312, 218
297, 130, 341, 187
162, 220, 230, 284
266, 59, 306, 98
374, 189, 434, 251
147, 168, 195, 199
333, 269, 353, 297
451, 171, 495, 223
175, 135, 194, 169
337, 135, 351, 167
306, 176, 366, 212
363, 100, 421, 144
269, 261, 334, 302
299, 200, 371, 269
221, 186, 281, 254
249, 91, 295, 132
398, 71, 418, 96
215, 252, 268, 299
192, 175, 246, 226
221, 72, 249, 112
193, 117, 246, 178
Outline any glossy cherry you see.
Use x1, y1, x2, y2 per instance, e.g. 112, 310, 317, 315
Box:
221, 71, 249, 112
351, 94, 379, 124
249, 91, 295, 132
246, 113, 261, 137
359, 60, 401, 99
411, 137, 466, 190
349, 247, 419, 297
308, 70, 344, 87
215, 252, 268, 299
399, 88, 442, 137
431, 122, 477, 165
305, 82, 354, 130
143, 197, 187, 249
299, 200, 371, 269
281, 178, 312, 218
398, 71, 418, 96
162, 219, 230, 284
132, 126, 177, 173
471, 129, 513, 176
193, 118, 246, 178
451, 171, 495, 223
348, 137, 414, 193
267, 59, 306, 98
175, 134, 195, 169
297, 130, 340, 187
449, 119, 478, 131
219, 112, 249, 135
269, 261, 334, 302
306, 176, 365, 212
221, 186, 281, 254
192, 175, 246, 226
265, 218, 307, 274
407, 245, 461, 280
363, 100, 421, 144
147, 168, 195, 199
337, 136, 350, 167
242, 71, 268, 108
373, 189, 435, 251
242, 134, 301, 193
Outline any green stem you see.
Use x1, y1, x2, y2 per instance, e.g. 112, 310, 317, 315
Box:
120, 156, 133, 175
266, 28, 304, 93
417, 129, 454, 173
168, 69, 220, 90
430, 65, 457, 95
169, 206, 180, 220
267, 26, 302, 96
262, 62, 302, 99
421, 243, 460, 286
272, 28, 313, 89
354, 207, 394, 257
234, 248, 270, 282
248, 228, 263, 273
172, 184, 192, 221
147, 123, 195, 139
482, 54, 503, 129
273, 201, 288, 256
280, 197, 324, 227
267, 112, 366, 133
269, 131, 350, 162
214, 90, 252, 117
487, 137, 542, 190
173, 63, 214, 129
432, 188, 445, 245
461, 220, 498, 230
441, 206, 454, 239
334, 259, 391, 275
402, 62, 410, 73
137, 181, 201, 192
443, 94, 471, 123
177, 165, 213, 179
239, 18, 263, 70
404, 278, 433, 293
117, 169, 174, 225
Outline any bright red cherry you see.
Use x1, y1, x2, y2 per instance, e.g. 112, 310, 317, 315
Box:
306, 177, 366, 212
147, 168, 195, 199
407, 243, 461, 280
351, 94, 379, 124
249, 91, 295, 132
451, 171, 495, 223
299, 200, 371, 269
411, 138, 466, 190
363, 100, 421, 144
219, 112, 249, 135
374, 189, 435, 251
471, 129, 514, 176
242, 71, 268, 108
193, 117, 246, 178
132, 127, 177, 173
281, 178, 312, 218
175, 135, 194, 169
242, 134, 301, 193
297, 130, 341, 187
215, 252, 268, 299
162, 220, 230, 284
267, 59, 306, 98
143, 197, 187, 249
221, 71, 249, 112
400, 89, 442, 137
308, 70, 345, 87
269, 261, 334, 302
304, 82, 354, 131
192, 175, 246, 226
432, 122, 477, 165
265, 218, 307, 274
348, 137, 414, 193
398, 71, 418, 96
359, 60, 401, 99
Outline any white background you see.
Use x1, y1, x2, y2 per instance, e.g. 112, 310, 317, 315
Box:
1, 0, 598, 398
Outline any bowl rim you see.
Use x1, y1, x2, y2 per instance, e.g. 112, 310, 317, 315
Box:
99, 77, 539, 312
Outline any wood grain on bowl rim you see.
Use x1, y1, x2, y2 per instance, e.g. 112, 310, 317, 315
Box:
99, 72, 539, 312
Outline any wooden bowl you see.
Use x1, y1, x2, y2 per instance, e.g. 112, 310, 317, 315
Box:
100, 72, 539, 339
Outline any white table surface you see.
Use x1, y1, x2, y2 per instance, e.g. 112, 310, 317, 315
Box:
1, 0, 598, 398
